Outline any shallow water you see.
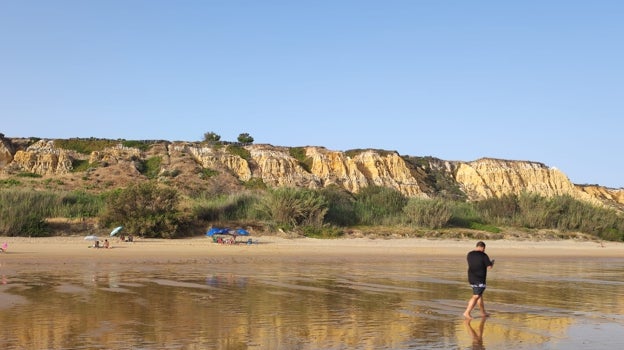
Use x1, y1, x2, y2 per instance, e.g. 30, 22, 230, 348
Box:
1, 256, 624, 349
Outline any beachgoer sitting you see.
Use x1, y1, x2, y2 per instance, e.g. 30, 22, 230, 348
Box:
94, 241, 101, 248
103, 239, 110, 249
0, 242, 7, 252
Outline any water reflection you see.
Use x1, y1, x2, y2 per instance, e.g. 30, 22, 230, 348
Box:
464, 318, 485, 350
0, 258, 623, 349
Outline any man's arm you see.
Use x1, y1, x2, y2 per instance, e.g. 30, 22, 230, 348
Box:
488, 259, 495, 269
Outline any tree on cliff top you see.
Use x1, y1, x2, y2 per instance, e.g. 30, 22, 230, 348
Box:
237, 133, 254, 144
203, 131, 221, 143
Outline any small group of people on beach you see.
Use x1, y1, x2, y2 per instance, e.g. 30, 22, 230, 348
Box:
92, 239, 111, 249
215, 237, 235, 244
118, 234, 134, 242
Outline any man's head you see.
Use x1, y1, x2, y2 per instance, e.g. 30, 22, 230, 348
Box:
476, 241, 486, 250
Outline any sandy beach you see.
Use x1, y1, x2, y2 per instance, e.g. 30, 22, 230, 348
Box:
1, 235, 623, 265
2, 235, 624, 349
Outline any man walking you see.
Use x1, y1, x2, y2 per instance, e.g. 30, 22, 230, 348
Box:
463, 241, 494, 319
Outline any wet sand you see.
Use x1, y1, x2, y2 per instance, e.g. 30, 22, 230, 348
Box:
1, 235, 624, 349
0, 235, 622, 265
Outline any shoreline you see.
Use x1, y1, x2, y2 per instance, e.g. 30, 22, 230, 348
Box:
1, 236, 623, 265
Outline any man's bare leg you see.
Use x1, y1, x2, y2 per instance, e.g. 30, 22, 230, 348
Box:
463, 295, 481, 319
477, 295, 490, 317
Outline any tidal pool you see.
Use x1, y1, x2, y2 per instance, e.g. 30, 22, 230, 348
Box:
1, 256, 623, 349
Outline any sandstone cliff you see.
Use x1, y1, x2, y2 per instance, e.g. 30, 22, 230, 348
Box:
455, 158, 601, 206
0, 135, 621, 210
0, 135, 14, 168
8, 139, 74, 175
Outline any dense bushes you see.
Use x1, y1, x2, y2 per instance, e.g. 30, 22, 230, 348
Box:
2, 185, 623, 241
320, 185, 357, 226
0, 190, 50, 236
471, 193, 624, 239
136, 157, 162, 179
193, 193, 258, 222
256, 188, 328, 228
403, 198, 452, 229
100, 182, 180, 238
0, 190, 103, 236
353, 186, 407, 225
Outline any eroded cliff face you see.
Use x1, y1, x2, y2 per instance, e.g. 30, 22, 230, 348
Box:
0, 136, 14, 167
240, 146, 426, 196
89, 144, 142, 166
455, 158, 601, 205
181, 143, 252, 181
0, 137, 621, 210
8, 140, 75, 175
578, 185, 624, 207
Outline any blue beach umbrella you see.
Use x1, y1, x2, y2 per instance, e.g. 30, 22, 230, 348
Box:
110, 226, 123, 237
206, 228, 250, 243
206, 227, 230, 236
235, 229, 250, 236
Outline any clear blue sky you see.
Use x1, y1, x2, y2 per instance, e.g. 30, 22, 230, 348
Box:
1, 1, 622, 188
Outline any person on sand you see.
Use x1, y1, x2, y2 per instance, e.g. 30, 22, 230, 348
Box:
463, 241, 495, 319
103, 239, 110, 249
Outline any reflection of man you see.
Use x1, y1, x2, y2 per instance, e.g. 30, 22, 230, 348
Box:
463, 241, 494, 319
464, 318, 486, 350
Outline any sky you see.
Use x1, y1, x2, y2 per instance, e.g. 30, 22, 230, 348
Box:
1, 1, 622, 188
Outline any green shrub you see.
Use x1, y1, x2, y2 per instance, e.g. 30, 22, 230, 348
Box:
479, 192, 624, 241
54, 138, 118, 154
193, 193, 259, 222
199, 168, 219, 179
0, 179, 21, 187
100, 182, 180, 238
244, 177, 267, 190
468, 222, 501, 233
120, 140, 152, 151
402, 156, 467, 201
137, 156, 162, 179
344, 149, 396, 158
16, 172, 42, 178
320, 185, 357, 226
227, 145, 251, 161
71, 159, 93, 172
57, 191, 104, 218
0, 190, 55, 236
353, 186, 407, 225
403, 198, 452, 229
448, 201, 482, 228
256, 188, 328, 227
301, 225, 344, 238
289, 147, 312, 173
475, 194, 519, 225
